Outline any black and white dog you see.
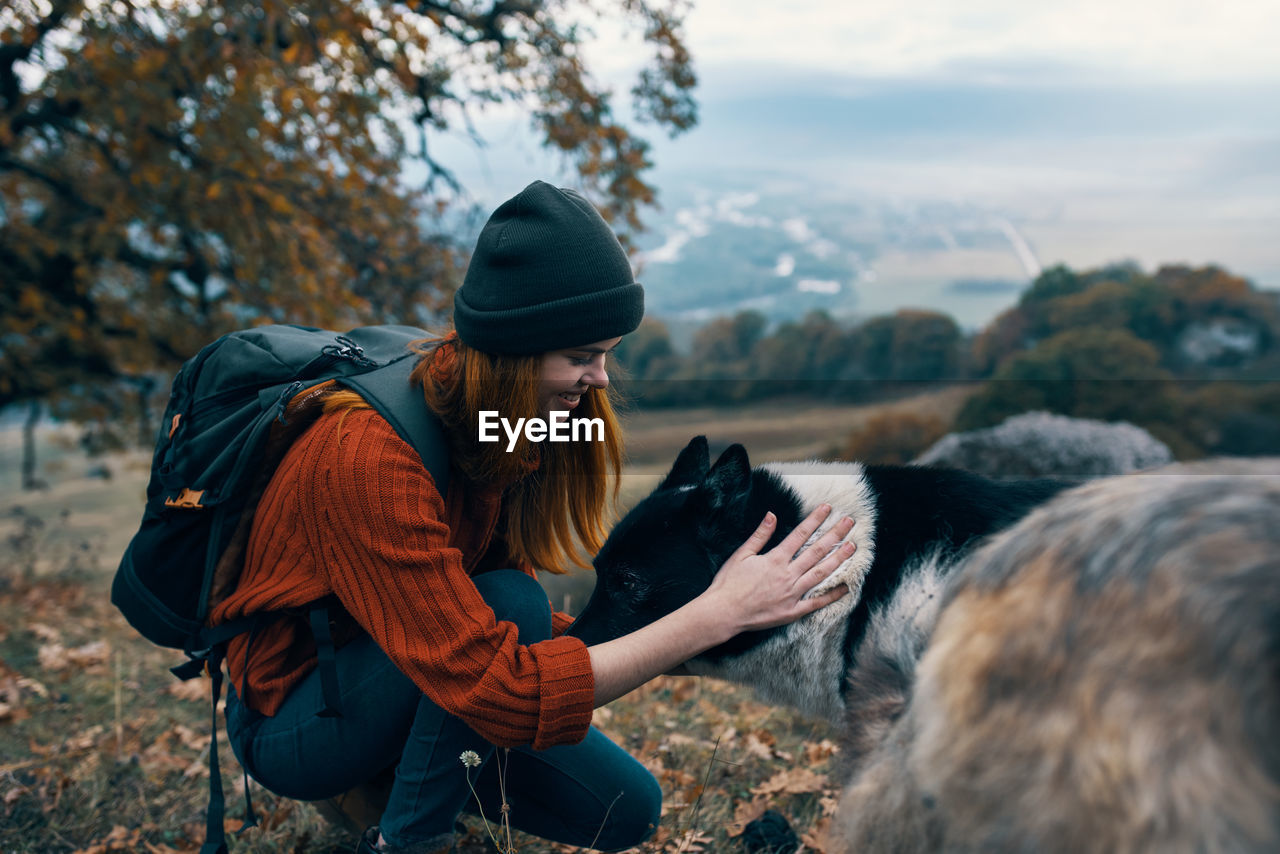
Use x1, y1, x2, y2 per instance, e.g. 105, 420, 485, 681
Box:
568, 436, 1070, 719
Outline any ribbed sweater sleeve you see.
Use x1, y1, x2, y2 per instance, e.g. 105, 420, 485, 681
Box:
551, 610, 575, 637
297, 410, 595, 749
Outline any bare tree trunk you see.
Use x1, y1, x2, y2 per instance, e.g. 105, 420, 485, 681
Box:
21, 399, 41, 490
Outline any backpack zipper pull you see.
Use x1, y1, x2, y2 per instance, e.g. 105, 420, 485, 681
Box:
323, 336, 377, 368
274, 381, 304, 425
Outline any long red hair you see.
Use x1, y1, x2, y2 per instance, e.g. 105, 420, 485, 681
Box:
323, 333, 625, 573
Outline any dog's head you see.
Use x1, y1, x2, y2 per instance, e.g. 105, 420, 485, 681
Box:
568, 436, 800, 651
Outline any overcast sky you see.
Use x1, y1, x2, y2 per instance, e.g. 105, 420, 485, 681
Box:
448, 1, 1280, 199
434, 1, 1280, 292
585, 0, 1280, 87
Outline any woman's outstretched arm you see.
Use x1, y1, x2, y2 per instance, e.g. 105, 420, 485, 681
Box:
587, 504, 855, 707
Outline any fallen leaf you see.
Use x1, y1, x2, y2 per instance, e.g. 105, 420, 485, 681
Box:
71, 824, 143, 854
800, 816, 833, 853
753, 767, 829, 797
727, 796, 770, 836
36, 639, 109, 671
28, 623, 61, 643
28, 737, 55, 756
67, 640, 110, 667
804, 739, 840, 764
668, 678, 699, 704
17, 675, 49, 698
167, 679, 208, 703
660, 732, 701, 750
256, 800, 296, 831
37, 643, 69, 671
668, 830, 713, 852
742, 731, 777, 761
0, 674, 32, 722
65, 725, 106, 752
70, 751, 102, 783
171, 724, 210, 751
662, 768, 699, 789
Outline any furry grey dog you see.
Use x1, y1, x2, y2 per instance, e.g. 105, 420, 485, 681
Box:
572, 440, 1280, 852
836, 460, 1280, 853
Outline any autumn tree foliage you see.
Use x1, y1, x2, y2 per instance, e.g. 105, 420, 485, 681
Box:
0, 0, 697, 419
955, 327, 1189, 452
613, 315, 676, 379
847, 309, 962, 382
609, 307, 971, 406
751, 310, 851, 385
971, 262, 1278, 375
838, 410, 949, 465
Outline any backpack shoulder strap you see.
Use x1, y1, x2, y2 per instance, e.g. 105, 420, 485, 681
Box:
311, 354, 449, 721
338, 355, 451, 498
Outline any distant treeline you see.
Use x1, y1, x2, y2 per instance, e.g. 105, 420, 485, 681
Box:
20, 261, 1280, 467
616, 262, 1280, 459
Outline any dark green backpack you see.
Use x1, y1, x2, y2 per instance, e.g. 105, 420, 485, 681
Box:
112, 324, 450, 853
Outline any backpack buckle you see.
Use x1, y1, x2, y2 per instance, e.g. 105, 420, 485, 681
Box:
164, 488, 205, 509
171, 657, 207, 680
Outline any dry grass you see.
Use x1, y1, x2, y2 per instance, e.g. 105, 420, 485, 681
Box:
620, 386, 974, 470
0, 563, 843, 853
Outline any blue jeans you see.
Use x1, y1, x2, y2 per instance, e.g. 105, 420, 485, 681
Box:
225, 570, 661, 851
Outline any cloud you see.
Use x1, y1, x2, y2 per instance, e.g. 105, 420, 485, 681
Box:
796, 279, 842, 295
781, 217, 817, 243
584, 1, 1280, 88
638, 191, 774, 265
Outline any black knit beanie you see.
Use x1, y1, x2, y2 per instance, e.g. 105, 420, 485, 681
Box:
453, 180, 645, 354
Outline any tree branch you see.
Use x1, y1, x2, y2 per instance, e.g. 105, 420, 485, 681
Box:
0, 154, 103, 215
0, 0, 78, 112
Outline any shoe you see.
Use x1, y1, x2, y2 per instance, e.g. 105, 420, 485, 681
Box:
354, 824, 456, 854
355, 826, 383, 853
316, 766, 395, 836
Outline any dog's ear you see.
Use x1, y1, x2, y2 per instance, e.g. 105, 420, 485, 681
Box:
660, 436, 711, 490
704, 444, 752, 513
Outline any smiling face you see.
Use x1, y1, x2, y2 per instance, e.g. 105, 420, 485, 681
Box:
536, 336, 622, 419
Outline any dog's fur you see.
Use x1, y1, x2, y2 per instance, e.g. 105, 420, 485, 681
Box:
835, 460, 1280, 852
569, 436, 1070, 719
571, 440, 1280, 852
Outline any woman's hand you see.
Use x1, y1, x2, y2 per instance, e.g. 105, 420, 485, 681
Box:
702, 504, 855, 635
587, 504, 855, 706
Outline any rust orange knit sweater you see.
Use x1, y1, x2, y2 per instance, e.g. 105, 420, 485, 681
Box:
208, 407, 595, 751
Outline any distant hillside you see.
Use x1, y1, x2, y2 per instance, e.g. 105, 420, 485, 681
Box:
633, 184, 1037, 332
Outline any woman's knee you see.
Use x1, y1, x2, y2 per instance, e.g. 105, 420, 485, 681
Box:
230, 636, 422, 800
471, 569, 552, 643
593, 771, 663, 851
